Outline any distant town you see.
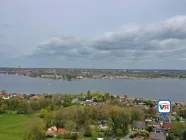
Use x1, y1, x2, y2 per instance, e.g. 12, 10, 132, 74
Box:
1, 67, 186, 80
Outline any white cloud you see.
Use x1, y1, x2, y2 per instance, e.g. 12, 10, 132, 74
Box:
30, 15, 186, 62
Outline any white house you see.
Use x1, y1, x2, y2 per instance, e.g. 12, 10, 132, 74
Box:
3, 94, 10, 99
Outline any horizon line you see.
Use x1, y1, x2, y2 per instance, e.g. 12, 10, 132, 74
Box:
0, 67, 186, 71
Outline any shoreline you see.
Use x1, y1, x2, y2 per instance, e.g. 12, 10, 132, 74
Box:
2, 73, 186, 81
2, 91, 185, 104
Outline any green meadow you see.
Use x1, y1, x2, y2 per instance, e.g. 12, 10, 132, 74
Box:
0, 113, 93, 140
0, 114, 33, 140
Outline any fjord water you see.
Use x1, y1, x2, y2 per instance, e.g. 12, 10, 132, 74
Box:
0, 74, 185, 102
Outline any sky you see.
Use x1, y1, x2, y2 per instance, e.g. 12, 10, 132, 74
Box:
1, 0, 186, 69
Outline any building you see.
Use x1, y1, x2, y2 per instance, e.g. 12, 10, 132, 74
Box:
85, 97, 93, 102
147, 121, 160, 127
163, 122, 172, 130
132, 121, 146, 130
180, 117, 185, 123
145, 118, 153, 122
98, 120, 108, 129
149, 132, 166, 140
154, 128, 167, 135
3, 94, 11, 99
31, 96, 39, 100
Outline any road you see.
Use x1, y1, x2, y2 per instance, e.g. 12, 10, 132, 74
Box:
120, 129, 134, 140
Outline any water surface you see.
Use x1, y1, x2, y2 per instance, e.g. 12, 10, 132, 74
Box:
0, 74, 185, 102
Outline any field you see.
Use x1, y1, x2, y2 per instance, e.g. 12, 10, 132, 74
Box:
0, 113, 93, 140
0, 114, 33, 140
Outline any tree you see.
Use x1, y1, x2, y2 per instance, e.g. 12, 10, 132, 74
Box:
93, 97, 98, 102
64, 120, 76, 132
112, 111, 131, 136
147, 108, 157, 115
91, 130, 98, 139
30, 101, 40, 110
55, 110, 66, 128
87, 90, 91, 97
118, 112, 131, 136
102, 96, 106, 102
84, 120, 92, 137
182, 108, 186, 118
104, 117, 113, 137
123, 95, 128, 101
124, 95, 128, 99
116, 128, 123, 136
182, 130, 186, 140
105, 92, 110, 99
75, 108, 86, 131
146, 126, 153, 132
146, 100, 153, 106
1, 89, 6, 95
3, 98, 20, 111
45, 112, 55, 128
131, 108, 145, 122
39, 108, 48, 118
98, 132, 104, 138
17, 101, 33, 114
62, 97, 72, 107
0, 104, 7, 113
24, 118, 46, 140
116, 95, 120, 99
171, 122, 186, 137
172, 104, 176, 110
110, 95, 115, 100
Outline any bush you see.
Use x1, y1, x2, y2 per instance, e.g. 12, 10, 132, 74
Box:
56, 133, 63, 139
146, 126, 153, 132
129, 131, 149, 139
24, 118, 46, 140
0, 104, 7, 114
64, 120, 76, 132
98, 132, 104, 138
104, 130, 113, 137
56, 132, 72, 139
63, 132, 71, 139
91, 130, 98, 139
71, 133, 79, 139
39, 108, 48, 118
116, 128, 123, 136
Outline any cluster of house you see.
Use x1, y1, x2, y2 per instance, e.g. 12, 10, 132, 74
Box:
133, 116, 171, 139
46, 126, 65, 137
0, 92, 39, 100
72, 96, 156, 109
72, 97, 104, 106
0, 92, 24, 100
46, 122, 107, 139
132, 112, 185, 140
114, 98, 186, 140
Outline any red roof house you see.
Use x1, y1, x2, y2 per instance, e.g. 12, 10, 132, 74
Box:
57, 128, 65, 133
3, 94, 10, 99
31, 96, 39, 100
163, 122, 172, 129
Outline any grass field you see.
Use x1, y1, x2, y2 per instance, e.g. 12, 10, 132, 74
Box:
0, 113, 94, 140
0, 113, 33, 140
